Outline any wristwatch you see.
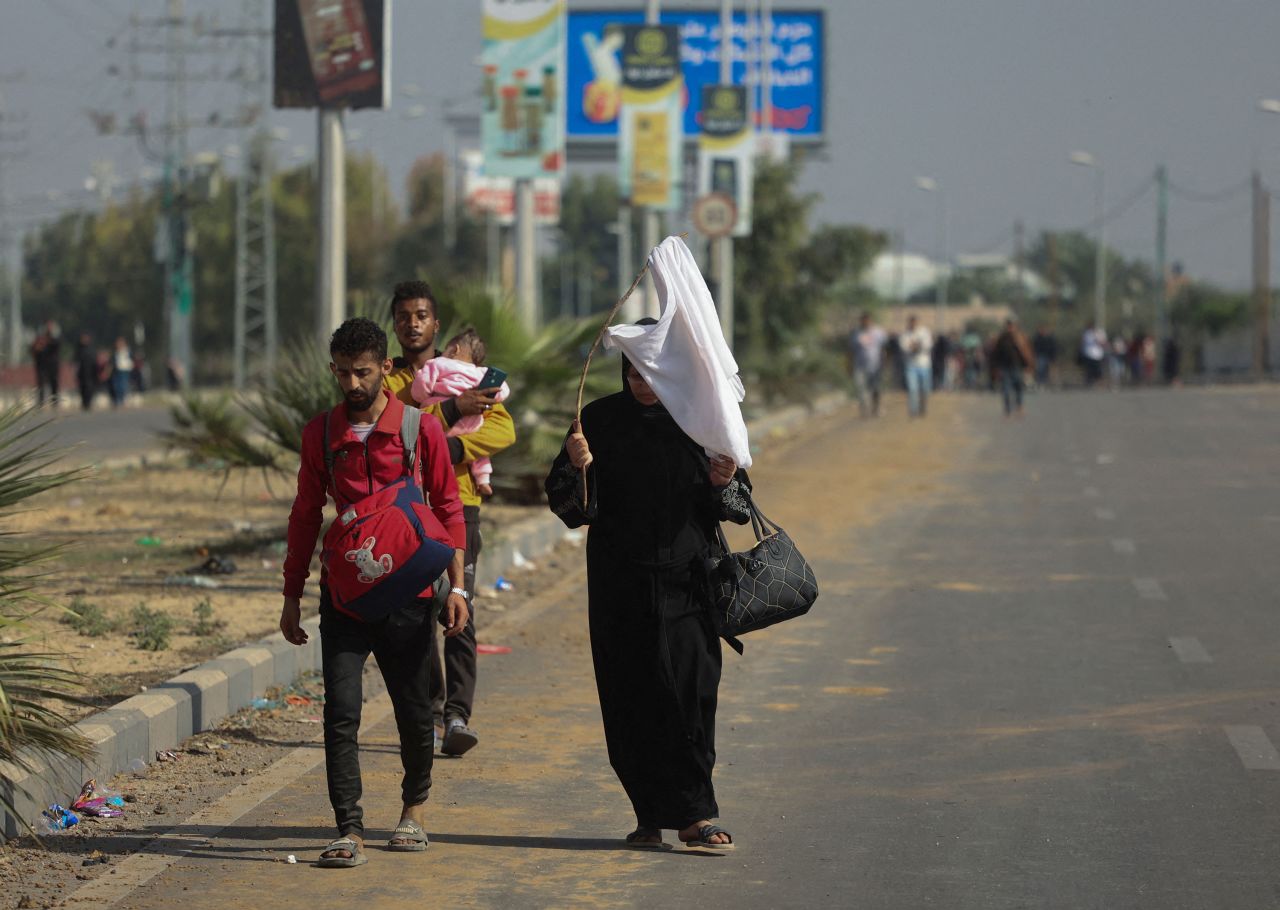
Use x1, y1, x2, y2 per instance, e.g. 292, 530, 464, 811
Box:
449, 586, 470, 600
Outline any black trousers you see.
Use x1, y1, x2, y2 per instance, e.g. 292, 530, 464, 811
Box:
429, 504, 482, 725
319, 587, 436, 838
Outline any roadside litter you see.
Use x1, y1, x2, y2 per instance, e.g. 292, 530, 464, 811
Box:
134, 536, 162, 547
38, 804, 78, 833
494, 576, 514, 592
184, 555, 238, 576
161, 575, 221, 589
476, 644, 513, 655
71, 780, 125, 818
511, 550, 536, 571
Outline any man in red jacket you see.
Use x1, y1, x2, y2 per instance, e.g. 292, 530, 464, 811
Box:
279, 317, 468, 867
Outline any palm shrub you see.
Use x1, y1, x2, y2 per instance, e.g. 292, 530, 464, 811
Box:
0, 404, 93, 837
159, 285, 619, 502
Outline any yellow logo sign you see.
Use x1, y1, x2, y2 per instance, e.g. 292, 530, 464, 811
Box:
636, 28, 667, 56
714, 89, 737, 112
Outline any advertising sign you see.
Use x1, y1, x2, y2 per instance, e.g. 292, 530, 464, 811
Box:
697, 84, 752, 236
461, 151, 561, 225
618, 24, 683, 209
274, 0, 390, 110
567, 9, 823, 142
480, 0, 566, 180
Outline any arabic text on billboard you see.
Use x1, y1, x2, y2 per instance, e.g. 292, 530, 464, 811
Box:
567, 9, 822, 140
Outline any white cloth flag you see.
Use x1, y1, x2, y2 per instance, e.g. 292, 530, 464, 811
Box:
604, 235, 753, 468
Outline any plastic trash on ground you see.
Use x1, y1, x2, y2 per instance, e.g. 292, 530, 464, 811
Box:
125, 757, 148, 777
511, 550, 535, 571
40, 804, 79, 831
71, 780, 125, 819
135, 536, 162, 547
476, 644, 513, 655
162, 575, 221, 589
562, 529, 585, 545
493, 576, 514, 592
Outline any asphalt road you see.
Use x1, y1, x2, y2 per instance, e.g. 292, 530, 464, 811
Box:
50, 386, 1280, 909
15, 402, 174, 465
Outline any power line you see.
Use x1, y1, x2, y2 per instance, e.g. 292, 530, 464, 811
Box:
1168, 177, 1251, 204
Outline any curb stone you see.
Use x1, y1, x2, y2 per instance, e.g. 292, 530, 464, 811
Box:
0, 390, 849, 839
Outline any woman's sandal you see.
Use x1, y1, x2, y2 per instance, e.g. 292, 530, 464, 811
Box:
624, 826, 670, 851
316, 837, 368, 868
387, 819, 429, 852
681, 824, 735, 852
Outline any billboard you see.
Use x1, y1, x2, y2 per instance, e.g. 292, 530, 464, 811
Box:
697, 84, 752, 236
480, 0, 566, 180
461, 150, 561, 225
274, 0, 390, 109
567, 9, 823, 142
618, 25, 683, 210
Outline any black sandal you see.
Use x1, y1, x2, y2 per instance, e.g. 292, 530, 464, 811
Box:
681, 824, 735, 851
625, 826, 669, 851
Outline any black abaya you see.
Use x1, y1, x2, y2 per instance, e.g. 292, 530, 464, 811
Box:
545, 383, 750, 830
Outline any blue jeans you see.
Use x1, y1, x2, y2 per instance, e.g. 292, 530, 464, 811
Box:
905, 364, 931, 416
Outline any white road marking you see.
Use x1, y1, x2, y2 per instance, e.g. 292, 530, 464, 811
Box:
1095, 507, 1116, 521
1133, 577, 1168, 600
1111, 538, 1136, 555
1168, 636, 1212, 664
1225, 725, 1280, 771
56, 694, 396, 908
1083, 486, 1101, 498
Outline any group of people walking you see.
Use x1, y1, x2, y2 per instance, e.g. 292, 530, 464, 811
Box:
848, 312, 1185, 421
280, 278, 744, 867
28, 319, 143, 410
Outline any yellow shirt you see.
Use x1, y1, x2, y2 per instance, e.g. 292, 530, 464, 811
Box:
385, 363, 516, 507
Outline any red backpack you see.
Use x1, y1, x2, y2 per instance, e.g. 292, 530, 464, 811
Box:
319, 405, 455, 622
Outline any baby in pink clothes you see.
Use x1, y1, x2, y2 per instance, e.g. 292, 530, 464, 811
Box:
410, 328, 511, 497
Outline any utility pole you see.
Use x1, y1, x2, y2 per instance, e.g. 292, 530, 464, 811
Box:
716, 0, 735, 350
216, 0, 278, 390
316, 109, 345, 349
514, 177, 536, 330
0, 77, 27, 368
1252, 169, 1270, 378
164, 0, 194, 388
640, 0, 662, 318
1154, 164, 1168, 351
1047, 232, 1060, 331
1013, 218, 1026, 314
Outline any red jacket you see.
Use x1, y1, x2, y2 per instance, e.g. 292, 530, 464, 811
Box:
283, 391, 466, 600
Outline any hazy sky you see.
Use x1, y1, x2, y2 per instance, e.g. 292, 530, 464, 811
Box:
3, 0, 1280, 290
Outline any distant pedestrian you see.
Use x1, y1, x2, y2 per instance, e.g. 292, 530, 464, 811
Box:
848, 312, 887, 418
109, 337, 132, 407
30, 319, 62, 408
931, 331, 951, 391
1162, 336, 1182, 386
1032, 325, 1058, 388
1079, 322, 1107, 388
901, 315, 933, 417
992, 318, 1034, 418
74, 332, 97, 411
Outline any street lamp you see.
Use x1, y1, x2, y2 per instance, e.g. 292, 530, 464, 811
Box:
1070, 150, 1106, 330
915, 176, 948, 333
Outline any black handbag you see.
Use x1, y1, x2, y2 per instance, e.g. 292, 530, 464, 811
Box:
708, 496, 818, 653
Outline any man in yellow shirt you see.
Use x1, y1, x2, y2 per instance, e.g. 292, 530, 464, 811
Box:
383, 280, 516, 757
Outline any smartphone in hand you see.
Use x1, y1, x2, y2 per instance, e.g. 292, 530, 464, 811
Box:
478, 366, 507, 390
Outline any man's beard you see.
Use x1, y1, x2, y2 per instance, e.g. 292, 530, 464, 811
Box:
398, 337, 432, 357
344, 390, 372, 410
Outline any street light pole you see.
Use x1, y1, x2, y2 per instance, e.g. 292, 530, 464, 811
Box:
915, 176, 946, 334
1071, 150, 1106, 330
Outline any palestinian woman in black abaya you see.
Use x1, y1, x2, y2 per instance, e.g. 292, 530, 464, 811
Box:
544, 336, 752, 852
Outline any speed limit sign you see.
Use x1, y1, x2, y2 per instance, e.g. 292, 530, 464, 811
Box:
692, 193, 738, 239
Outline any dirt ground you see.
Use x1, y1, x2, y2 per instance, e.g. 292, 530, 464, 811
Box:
5, 459, 542, 718
0, 391, 981, 908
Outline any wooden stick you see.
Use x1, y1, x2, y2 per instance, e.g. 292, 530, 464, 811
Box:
573, 234, 687, 509
574, 263, 650, 509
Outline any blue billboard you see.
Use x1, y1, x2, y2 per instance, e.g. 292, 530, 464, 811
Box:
567, 8, 824, 141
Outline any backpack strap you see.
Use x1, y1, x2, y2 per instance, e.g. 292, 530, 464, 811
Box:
400, 404, 422, 479
322, 408, 341, 507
